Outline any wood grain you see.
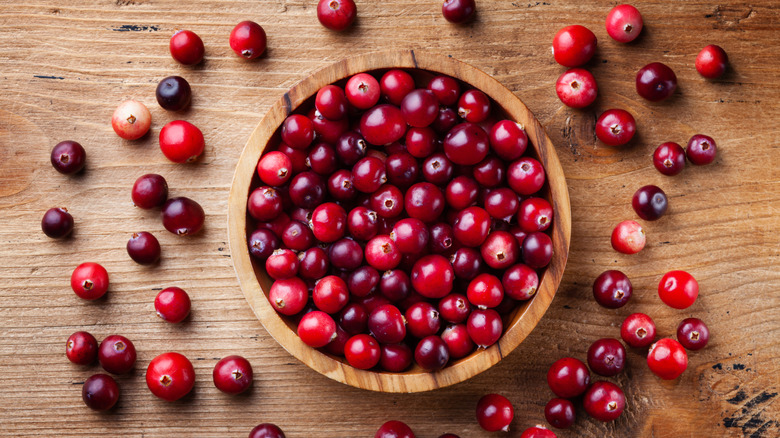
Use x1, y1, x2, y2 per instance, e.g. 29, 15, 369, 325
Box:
0, 0, 778, 436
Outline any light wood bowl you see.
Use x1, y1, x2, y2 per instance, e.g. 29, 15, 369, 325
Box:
228, 50, 571, 393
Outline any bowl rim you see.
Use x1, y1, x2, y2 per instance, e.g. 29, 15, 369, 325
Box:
228, 49, 571, 393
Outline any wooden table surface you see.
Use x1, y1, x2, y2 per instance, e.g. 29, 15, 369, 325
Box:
1, 0, 778, 436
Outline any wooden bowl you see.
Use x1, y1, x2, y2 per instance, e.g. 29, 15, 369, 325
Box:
228, 50, 571, 393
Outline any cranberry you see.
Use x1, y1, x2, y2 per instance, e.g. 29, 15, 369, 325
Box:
370, 184, 404, 218
347, 207, 379, 241
344, 334, 381, 369
545, 398, 575, 429
312, 109, 350, 144
112, 100, 151, 140
411, 254, 454, 298
441, 323, 474, 358
386, 152, 420, 188
379, 343, 413, 372
467, 309, 502, 347
621, 312, 656, 348
452, 206, 490, 247
289, 171, 325, 208
520, 426, 557, 438
229, 21, 266, 59
281, 221, 314, 251
587, 338, 626, 377
390, 218, 429, 254
159, 120, 205, 163
298, 311, 337, 348
146, 352, 195, 401
522, 231, 553, 268
518, 197, 553, 233
213, 355, 253, 394
161, 197, 205, 236
449, 247, 482, 280
352, 157, 387, 193
315, 85, 348, 121
457, 90, 490, 123
636, 62, 677, 101
256, 153, 291, 188
502, 263, 539, 300
405, 302, 441, 338
405, 182, 445, 223
328, 169, 357, 201
132, 174, 168, 209
169, 30, 204, 65
266, 249, 299, 280
547, 357, 590, 398
632, 184, 668, 221
156, 76, 191, 111
442, 0, 476, 23
476, 393, 514, 432
677, 318, 710, 350
360, 104, 406, 146
595, 109, 636, 146
696, 45, 728, 79
445, 176, 479, 210
344, 268, 377, 299
126, 231, 163, 266
605, 4, 643, 43
552, 25, 597, 67
281, 114, 314, 150
584, 381, 625, 422
658, 270, 698, 309
555, 68, 598, 108
247, 187, 282, 221
427, 76, 461, 106
653, 142, 686, 176
310, 202, 347, 243
647, 338, 688, 379
51, 140, 86, 174
610, 220, 645, 254
405, 127, 438, 158
269, 277, 308, 315
443, 122, 489, 165
346, 73, 381, 109
249, 424, 286, 438
489, 120, 528, 160
438, 293, 471, 323
375, 420, 415, 438
433, 107, 459, 133
317, 0, 357, 31
278, 143, 309, 173
71, 262, 109, 300
472, 156, 504, 188
329, 238, 364, 270
508, 157, 546, 196
593, 270, 632, 309
422, 153, 454, 185
98, 335, 136, 374
481, 231, 519, 269
399, 89, 438, 128
66, 331, 98, 365
414, 335, 449, 371
377, 69, 414, 106
153, 286, 191, 323
466, 273, 504, 309
686, 134, 717, 165
82, 374, 119, 411
366, 304, 405, 343
313, 275, 350, 314
337, 304, 366, 336
41, 207, 74, 238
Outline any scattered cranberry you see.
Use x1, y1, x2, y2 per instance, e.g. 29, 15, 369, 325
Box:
42, 207, 74, 238
592, 270, 632, 309
555, 69, 598, 108
621, 312, 656, 348
442, 0, 476, 24
112, 100, 151, 140
98, 335, 136, 374
154, 287, 191, 323
132, 174, 168, 209
213, 355, 253, 394
126, 232, 161, 265
595, 109, 636, 146
375, 420, 415, 438
269, 277, 308, 315
636, 62, 677, 101
156, 76, 191, 111
545, 398, 575, 429
522, 231, 553, 268
677, 318, 710, 350
229, 21, 267, 59
159, 120, 205, 163
82, 374, 119, 411
686, 134, 717, 165
361, 104, 407, 146
346, 73, 381, 110
508, 157, 545, 196
250, 424, 286, 438
476, 393, 514, 432
257, 151, 292, 186
71, 262, 109, 300
146, 352, 195, 401
467, 308, 502, 347
583, 381, 625, 422
502, 263, 538, 300
605, 4, 643, 43
317, 0, 357, 31
66, 331, 98, 365
552, 25, 597, 67
632, 185, 668, 221
344, 334, 381, 369
51, 140, 86, 174
647, 338, 688, 379
547, 357, 590, 398
519, 426, 557, 438
587, 338, 626, 377
611, 220, 645, 254
162, 197, 205, 236
658, 270, 699, 309
696, 45, 728, 79
653, 142, 686, 176
380, 343, 413, 372
298, 311, 337, 348
169, 30, 204, 65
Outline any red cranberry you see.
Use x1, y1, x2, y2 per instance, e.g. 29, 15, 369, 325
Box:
553, 25, 597, 67
229, 21, 266, 59
441, 323, 474, 358
508, 157, 546, 196
169, 30, 204, 65
648, 338, 688, 379
677, 318, 710, 350
334, 132, 366, 166
587, 338, 626, 377
328, 169, 357, 201
443, 122, 489, 165
370, 184, 404, 218
368, 304, 406, 344
289, 171, 325, 208
317, 0, 356, 31
547, 357, 590, 398
379, 343, 413, 372
696, 45, 728, 79
405, 127, 437, 158
126, 232, 161, 265
278, 143, 309, 173
156, 76, 191, 111
112, 100, 151, 140
42, 207, 74, 238
66, 331, 98, 365
481, 231, 519, 270
51, 140, 86, 174
310, 202, 347, 243
132, 174, 168, 209
401, 89, 438, 128
250, 424, 286, 438
433, 107, 459, 133
154, 287, 191, 323
636, 62, 677, 101
502, 263, 538, 300
405, 302, 441, 338
476, 393, 514, 432
346, 73, 380, 110
489, 120, 527, 160
442, 0, 476, 23
281, 221, 314, 251
595, 109, 636, 146
352, 157, 387, 193
390, 218, 429, 254
298, 247, 329, 280
405, 182, 445, 223
686, 134, 717, 165
593, 270, 632, 309
386, 152, 420, 188
605, 4, 643, 43
344, 334, 381, 369
467, 309, 502, 347
518, 197, 553, 233
365, 235, 401, 271
298, 311, 337, 347
266, 249, 300, 280
422, 153, 454, 185
438, 293, 471, 324
146, 352, 195, 401
360, 104, 406, 146
329, 238, 364, 270
315, 85, 348, 121
522, 231, 552, 268
472, 156, 505, 188
344, 266, 377, 298
428, 75, 461, 106
457, 90, 490, 123
347, 207, 379, 241
307, 143, 338, 175
519, 426, 556, 438
545, 398, 575, 429
159, 120, 204, 163
82, 374, 119, 411
445, 176, 479, 210
467, 273, 504, 309
415, 335, 449, 371
375, 420, 415, 438
452, 206, 490, 247
653, 142, 686, 176
269, 277, 308, 315
411, 254, 454, 298
71, 262, 109, 300
213, 355, 253, 394
378, 69, 414, 106
632, 185, 668, 221
658, 270, 698, 309
584, 381, 625, 422
449, 247, 482, 280
621, 312, 656, 348
281, 114, 314, 150
610, 220, 645, 254
98, 335, 136, 374
248, 187, 282, 222
555, 69, 598, 108
161, 196, 205, 236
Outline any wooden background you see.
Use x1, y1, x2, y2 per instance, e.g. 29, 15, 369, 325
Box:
0, 0, 778, 436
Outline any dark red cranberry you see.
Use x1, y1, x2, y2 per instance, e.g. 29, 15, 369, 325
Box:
311, 202, 347, 243
385, 152, 420, 188
281, 221, 314, 251
405, 127, 437, 158
325, 324, 350, 355
347, 206, 379, 241
621, 312, 656, 348
481, 231, 519, 270
328, 169, 357, 202
375, 420, 415, 438
98, 335, 136, 374
169, 30, 204, 65
82, 374, 119, 411
266, 249, 300, 280
156, 76, 191, 111
428, 76, 461, 106
653, 142, 686, 176
442, 0, 476, 23
429, 222, 455, 254
438, 293, 471, 323
391, 218, 429, 254
41, 207, 74, 238
441, 323, 474, 358
555, 68, 598, 108
452, 206, 491, 247
317, 0, 357, 31
360, 104, 406, 146
472, 156, 504, 187
379, 343, 413, 372
502, 263, 538, 300
368, 304, 406, 344
401, 89, 439, 127
213, 355, 253, 394
66, 331, 98, 365
405, 182, 445, 223
467, 309, 502, 347
593, 270, 632, 308
632, 185, 668, 220
229, 21, 267, 59
70, 262, 109, 300
411, 254, 454, 299
433, 107, 459, 134
289, 171, 325, 208
154, 287, 191, 323
553, 25, 597, 67
339, 303, 368, 335
329, 238, 364, 270
335, 131, 367, 166
476, 393, 514, 432
584, 381, 625, 422
278, 143, 309, 174
346, 73, 380, 110
269, 277, 308, 315
422, 153, 454, 185
595, 109, 636, 146
508, 157, 545, 195
611, 220, 645, 254
522, 231, 552, 268
352, 157, 387, 193
443, 122, 489, 165
51, 140, 86, 174
587, 338, 626, 377
636, 62, 677, 101
545, 398, 575, 429
347, 265, 380, 297
249, 424, 286, 438
132, 174, 168, 209
281, 114, 314, 150
489, 120, 527, 160
677, 318, 710, 350
686, 134, 717, 165
162, 197, 204, 236
449, 247, 482, 280
445, 176, 479, 210
357, 292, 392, 314
467, 273, 504, 309
547, 357, 590, 398
696, 45, 728, 79
298, 247, 329, 280
405, 302, 441, 338
298, 311, 337, 348
415, 335, 449, 371
606, 4, 643, 43
127, 232, 161, 265
307, 143, 338, 176
518, 197, 553, 233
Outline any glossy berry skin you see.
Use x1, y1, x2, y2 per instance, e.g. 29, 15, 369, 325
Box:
593, 270, 632, 309
66, 331, 98, 365
489, 120, 528, 160
368, 304, 406, 344
587, 338, 626, 377
472, 156, 504, 188
555, 69, 598, 108
132, 174, 168, 209
401, 89, 439, 127
329, 238, 364, 270
605, 4, 643, 43
154, 287, 191, 323
213, 355, 253, 394
452, 206, 491, 247
311, 203, 347, 243
112, 100, 151, 140
169, 30, 204, 65
126, 232, 161, 265
467, 309, 502, 348
82, 374, 119, 411
156, 76, 191, 111
71, 262, 109, 300
415, 336, 449, 371
508, 157, 546, 196
519, 426, 557, 438
636, 62, 677, 102
289, 172, 325, 208
300, 248, 329, 280
553, 25, 597, 67
392, 218, 430, 254
696, 45, 728, 79
442, 0, 476, 23
653, 142, 686, 176
405, 182, 445, 223
257, 151, 292, 186
411, 255, 454, 299
583, 381, 625, 422
686, 134, 717, 165
595, 109, 636, 146
485, 188, 519, 220
360, 104, 406, 146
428, 75, 461, 106
647, 338, 688, 380
347, 206, 379, 241
146, 352, 195, 401
658, 270, 699, 309
621, 313, 656, 348
51, 140, 86, 174
458, 90, 491, 123
352, 157, 387, 193
467, 273, 504, 309
344, 334, 381, 369
229, 21, 266, 59
317, 0, 357, 31
248, 187, 281, 222
371, 184, 404, 218
346, 73, 381, 110
547, 357, 590, 398
476, 393, 514, 432
444, 122, 489, 165
481, 231, 519, 270
41, 207, 74, 238
250, 424, 286, 438
340, 303, 369, 335
502, 263, 538, 301
446, 176, 479, 210
381, 70, 415, 106
518, 197, 553, 233
405, 127, 437, 158
441, 324, 474, 358
98, 335, 136, 374
281, 114, 314, 150
375, 420, 415, 438
163, 197, 205, 236
677, 318, 710, 350
379, 343, 413, 372
298, 311, 337, 348
438, 293, 471, 323
545, 398, 575, 429
313, 275, 349, 314
611, 220, 645, 254
632, 185, 668, 221
315, 86, 348, 122
159, 120, 205, 163
269, 277, 308, 315
386, 152, 419, 188
522, 232, 553, 269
